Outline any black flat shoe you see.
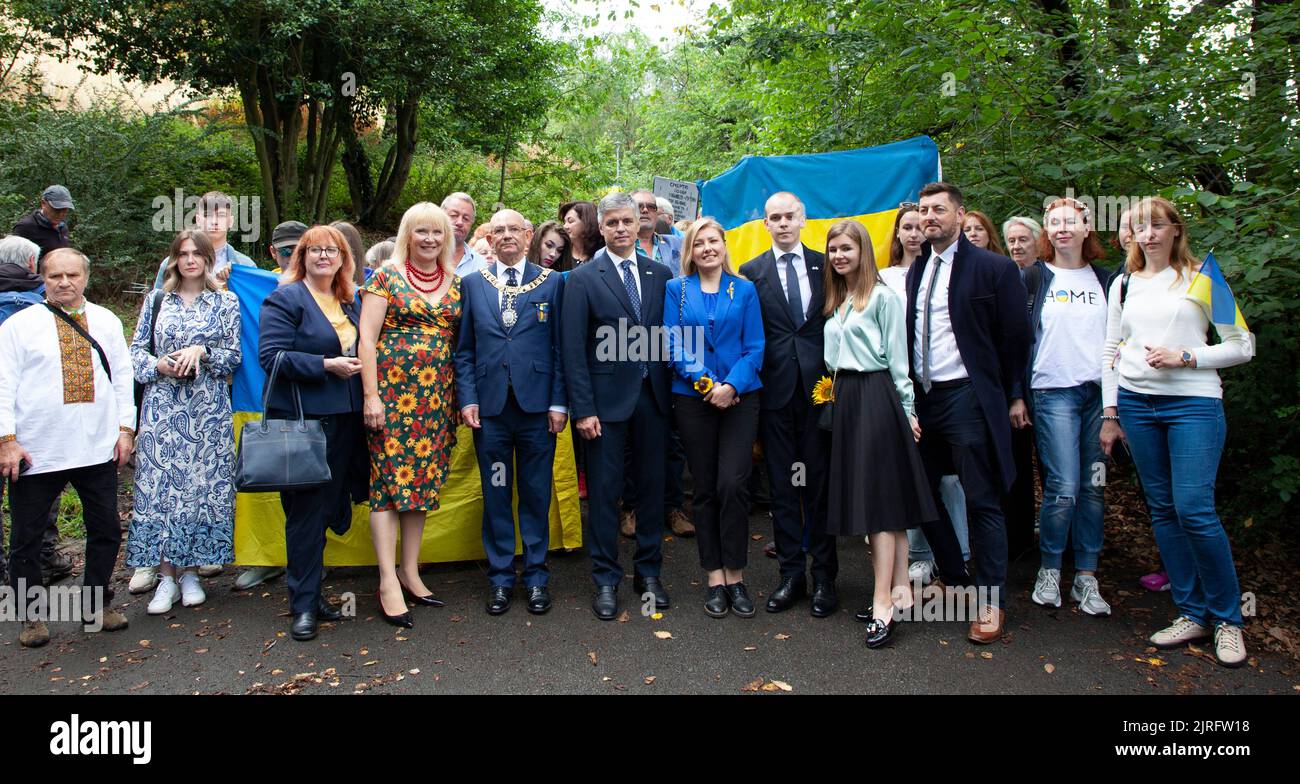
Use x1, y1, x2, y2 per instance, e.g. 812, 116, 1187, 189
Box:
400, 581, 445, 607
726, 582, 756, 618
592, 586, 618, 620
376, 590, 414, 629
704, 585, 729, 618
766, 576, 807, 613
865, 616, 896, 648
291, 611, 318, 641
526, 586, 551, 615
487, 586, 511, 616
810, 581, 838, 618
317, 597, 342, 622
634, 576, 670, 609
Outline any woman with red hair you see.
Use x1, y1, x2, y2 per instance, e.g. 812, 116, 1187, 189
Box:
962, 210, 1005, 255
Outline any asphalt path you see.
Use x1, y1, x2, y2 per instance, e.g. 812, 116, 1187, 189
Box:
1, 512, 1295, 695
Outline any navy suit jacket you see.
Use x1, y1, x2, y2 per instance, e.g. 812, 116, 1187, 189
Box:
905, 233, 1031, 491
739, 245, 827, 410
560, 247, 672, 422
258, 281, 364, 416
455, 262, 566, 417
663, 272, 765, 396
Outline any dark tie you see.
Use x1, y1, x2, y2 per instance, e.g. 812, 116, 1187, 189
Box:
782, 253, 804, 328
919, 256, 944, 393
502, 267, 517, 321
621, 260, 647, 378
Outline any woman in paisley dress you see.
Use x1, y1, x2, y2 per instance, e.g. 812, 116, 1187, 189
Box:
360, 201, 462, 628
127, 230, 241, 615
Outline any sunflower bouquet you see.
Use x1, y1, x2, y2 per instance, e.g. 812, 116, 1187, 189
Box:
694, 375, 715, 395
812, 374, 835, 431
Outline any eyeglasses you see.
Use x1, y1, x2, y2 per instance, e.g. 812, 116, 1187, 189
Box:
491, 225, 526, 236
306, 246, 341, 258
899, 201, 919, 210
636, 202, 658, 212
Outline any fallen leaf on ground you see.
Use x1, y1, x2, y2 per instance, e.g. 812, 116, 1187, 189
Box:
761, 680, 793, 692
653, 631, 673, 640
743, 646, 757, 652
643, 676, 656, 685
774, 633, 790, 641
980, 652, 993, 659
617, 610, 631, 623
741, 678, 763, 692
1044, 663, 1055, 673
587, 651, 597, 665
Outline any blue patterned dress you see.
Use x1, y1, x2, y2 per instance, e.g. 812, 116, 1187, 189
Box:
126, 289, 241, 568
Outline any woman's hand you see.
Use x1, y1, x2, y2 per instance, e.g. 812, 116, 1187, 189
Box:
705, 382, 737, 409
155, 355, 179, 378
910, 414, 922, 443
171, 345, 205, 378
1100, 409, 1125, 457
324, 356, 363, 378
364, 395, 385, 430
1009, 398, 1032, 429
1143, 345, 1190, 370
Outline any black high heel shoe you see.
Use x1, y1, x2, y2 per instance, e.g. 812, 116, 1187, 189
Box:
399, 580, 445, 608
376, 590, 414, 629
865, 616, 896, 648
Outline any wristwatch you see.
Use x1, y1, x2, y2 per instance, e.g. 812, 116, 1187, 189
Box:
1180, 350, 1193, 367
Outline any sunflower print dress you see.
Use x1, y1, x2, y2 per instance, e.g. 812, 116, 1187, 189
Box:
363, 268, 462, 511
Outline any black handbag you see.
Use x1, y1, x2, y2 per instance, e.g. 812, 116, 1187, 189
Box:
234, 351, 331, 492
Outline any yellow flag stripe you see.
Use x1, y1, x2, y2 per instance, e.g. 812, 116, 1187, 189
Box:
727, 209, 900, 270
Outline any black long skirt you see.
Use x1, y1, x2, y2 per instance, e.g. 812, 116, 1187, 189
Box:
823, 370, 938, 536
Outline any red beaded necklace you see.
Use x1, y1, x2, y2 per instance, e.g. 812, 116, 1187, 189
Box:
405, 258, 446, 294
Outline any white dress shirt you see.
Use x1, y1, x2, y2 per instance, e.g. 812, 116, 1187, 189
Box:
912, 239, 969, 383
772, 244, 812, 319
605, 246, 643, 302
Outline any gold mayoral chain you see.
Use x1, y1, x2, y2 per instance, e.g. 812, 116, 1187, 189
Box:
481, 267, 551, 328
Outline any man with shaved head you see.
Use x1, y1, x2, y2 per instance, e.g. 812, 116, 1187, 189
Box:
740, 191, 839, 617
455, 208, 567, 616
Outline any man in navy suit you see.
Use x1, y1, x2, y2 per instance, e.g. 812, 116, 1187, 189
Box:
456, 209, 567, 616
740, 192, 838, 617
905, 181, 1031, 644
561, 192, 674, 620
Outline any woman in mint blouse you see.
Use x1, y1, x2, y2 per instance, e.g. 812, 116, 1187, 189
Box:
664, 218, 765, 620
820, 220, 937, 649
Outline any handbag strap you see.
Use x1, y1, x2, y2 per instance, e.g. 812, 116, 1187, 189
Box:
679, 275, 687, 324
147, 289, 164, 357
44, 303, 111, 383
259, 351, 306, 425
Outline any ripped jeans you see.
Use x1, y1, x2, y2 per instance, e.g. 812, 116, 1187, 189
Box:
1032, 383, 1104, 572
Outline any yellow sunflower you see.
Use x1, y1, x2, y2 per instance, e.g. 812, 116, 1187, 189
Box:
386, 366, 406, 384
812, 375, 835, 405
417, 367, 437, 387
395, 466, 415, 486
384, 437, 401, 456
413, 437, 434, 458
396, 393, 417, 414
412, 342, 431, 353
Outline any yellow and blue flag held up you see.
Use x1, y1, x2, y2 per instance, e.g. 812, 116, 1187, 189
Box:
224, 265, 582, 567
698, 136, 942, 268
1186, 251, 1249, 331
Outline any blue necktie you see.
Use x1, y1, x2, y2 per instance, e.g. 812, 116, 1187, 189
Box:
782, 253, 805, 328
621, 260, 648, 377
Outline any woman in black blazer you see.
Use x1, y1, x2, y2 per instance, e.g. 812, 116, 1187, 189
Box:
258, 225, 366, 642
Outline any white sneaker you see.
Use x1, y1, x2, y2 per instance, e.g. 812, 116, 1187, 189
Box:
1214, 624, 1247, 668
233, 565, 286, 591
1070, 574, 1111, 616
129, 566, 159, 595
147, 577, 179, 615
1031, 568, 1062, 607
1150, 615, 1211, 649
197, 564, 224, 578
907, 560, 934, 586
179, 572, 206, 607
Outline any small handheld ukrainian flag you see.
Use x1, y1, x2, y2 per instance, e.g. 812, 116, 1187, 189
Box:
1186, 251, 1249, 331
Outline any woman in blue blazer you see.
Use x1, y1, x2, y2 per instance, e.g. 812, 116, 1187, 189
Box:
664, 217, 765, 619
257, 225, 366, 642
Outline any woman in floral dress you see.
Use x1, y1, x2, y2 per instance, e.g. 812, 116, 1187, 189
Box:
359, 202, 461, 628
127, 230, 241, 615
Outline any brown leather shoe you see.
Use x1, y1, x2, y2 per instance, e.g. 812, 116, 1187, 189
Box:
619, 509, 636, 539
968, 605, 1005, 644
99, 609, 130, 632
668, 508, 695, 538
19, 621, 49, 648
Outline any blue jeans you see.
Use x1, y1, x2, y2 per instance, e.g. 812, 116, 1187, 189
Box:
1118, 389, 1242, 627
1032, 384, 1104, 571
907, 475, 968, 562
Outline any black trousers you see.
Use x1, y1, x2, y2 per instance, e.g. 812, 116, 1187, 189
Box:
1004, 424, 1038, 558
675, 393, 760, 571
7, 460, 120, 613
915, 380, 1009, 607
759, 389, 837, 583
585, 380, 666, 586
274, 411, 362, 615
622, 415, 687, 514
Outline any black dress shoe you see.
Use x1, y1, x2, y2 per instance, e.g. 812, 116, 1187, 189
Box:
855, 606, 872, 623
765, 576, 807, 613
704, 585, 729, 618
487, 586, 511, 615
865, 616, 896, 648
291, 611, 318, 641
727, 582, 756, 618
592, 586, 618, 620
634, 576, 670, 609
376, 590, 414, 629
400, 580, 445, 607
526, 586, 551, 615
317, 597, 342, 622
810, 581, 838, 618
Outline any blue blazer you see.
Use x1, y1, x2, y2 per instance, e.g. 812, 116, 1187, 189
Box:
455, 262, 567, 417
560, 247, 673, 422
904, 233, 1031, 492
258, 281, 364, 416
664, 273, 765, 397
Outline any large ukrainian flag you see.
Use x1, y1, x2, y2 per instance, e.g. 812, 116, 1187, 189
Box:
225, 265, 582, 566
699, 136, 942, 268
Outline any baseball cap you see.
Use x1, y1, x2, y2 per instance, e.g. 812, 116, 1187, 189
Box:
42, 185, 74, 210
271, 221, 308, 248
